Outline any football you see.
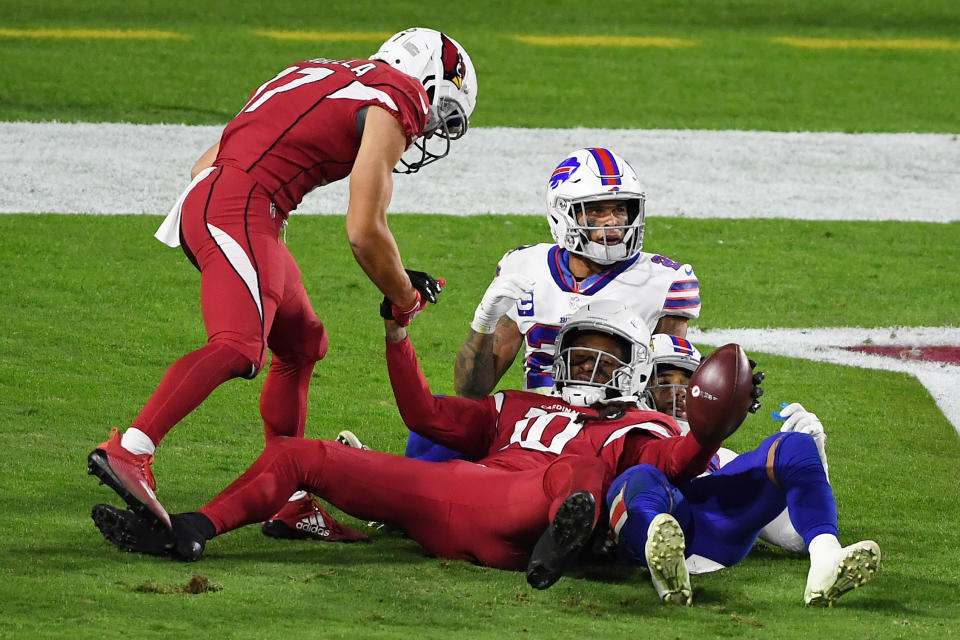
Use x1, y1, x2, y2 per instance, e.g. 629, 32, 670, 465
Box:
686, 343, 756, 445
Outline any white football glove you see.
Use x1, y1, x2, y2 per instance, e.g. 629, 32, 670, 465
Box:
470, 274, 535, 334
776, 402, 829, 480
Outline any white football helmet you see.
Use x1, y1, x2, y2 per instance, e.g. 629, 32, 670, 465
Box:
553, 300, 653, 407
546, 147, 646, 265
642, 334, 702, 431
372, 27, 477, 173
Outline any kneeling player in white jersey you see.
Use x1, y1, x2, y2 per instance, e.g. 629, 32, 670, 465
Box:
456, 146, 700, 399
607, 335, 881, 606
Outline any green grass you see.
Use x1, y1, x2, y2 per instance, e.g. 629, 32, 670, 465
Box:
1, 0, 959, 636
1, 215, 958, 638
1, 0, 960, 130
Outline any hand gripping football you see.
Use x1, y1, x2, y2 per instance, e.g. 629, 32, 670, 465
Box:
686, 344, 764, 446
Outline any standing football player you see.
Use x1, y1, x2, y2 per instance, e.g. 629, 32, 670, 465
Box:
607, 335, 881, 606
86, 28, 477, 533
91, 301, 760, 592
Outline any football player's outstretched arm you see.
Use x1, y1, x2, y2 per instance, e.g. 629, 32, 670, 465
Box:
455, 273, 533, 399
346, 106, 419, 315
385, 318, 498, 459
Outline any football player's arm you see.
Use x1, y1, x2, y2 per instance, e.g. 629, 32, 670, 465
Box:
346, 106, 419, 311
386, 320, 498, 459
454, 316, 524, 399
654, 315, 689, 337
191, 142, 220, 178
619, 431, 719, 484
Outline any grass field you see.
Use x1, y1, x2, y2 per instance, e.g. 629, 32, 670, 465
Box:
1, 1, 959, 638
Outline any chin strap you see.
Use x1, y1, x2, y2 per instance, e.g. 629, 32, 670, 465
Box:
597, 394, 639, 407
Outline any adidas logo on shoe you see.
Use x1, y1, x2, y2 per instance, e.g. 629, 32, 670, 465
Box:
295, 516, 331, 538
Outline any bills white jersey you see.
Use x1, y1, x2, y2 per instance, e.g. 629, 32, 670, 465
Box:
501, 243, 700, 391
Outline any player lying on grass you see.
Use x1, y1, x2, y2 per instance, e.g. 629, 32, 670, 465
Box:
608, 335, 881, 606
86, 27, 476, 536
91, 300, 761, 591
391, 147, 701, 465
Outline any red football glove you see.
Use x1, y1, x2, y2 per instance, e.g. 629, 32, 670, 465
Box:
385, 270, 446, 326
391, 289, 426, 327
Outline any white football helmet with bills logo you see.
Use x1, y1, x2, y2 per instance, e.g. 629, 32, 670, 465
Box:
553, 300, 653, 407
546, 147, 646, 265
373, 28, 477, 173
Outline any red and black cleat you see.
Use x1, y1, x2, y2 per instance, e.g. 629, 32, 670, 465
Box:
87, 428, 172, 530
261, 496, 369, 543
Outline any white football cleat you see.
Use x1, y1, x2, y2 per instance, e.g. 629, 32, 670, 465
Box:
645, 513, 692, 605
804, 540, 880, 606
336, 430, 369, 450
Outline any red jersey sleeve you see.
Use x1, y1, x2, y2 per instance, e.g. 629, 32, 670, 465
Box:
619, 431, 719, 484
362, 64, 430, 146
385, 337, 498, 460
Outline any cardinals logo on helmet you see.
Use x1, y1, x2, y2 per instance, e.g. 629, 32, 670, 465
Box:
440, 34, 465, 89
550, 157, 581, 189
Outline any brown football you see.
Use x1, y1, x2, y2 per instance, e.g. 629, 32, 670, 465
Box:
686, 343, 755, 445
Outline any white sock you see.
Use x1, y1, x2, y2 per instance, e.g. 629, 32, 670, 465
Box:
807, 533, 841, 565
120, 428, 156, 456
288, 490, 308, 502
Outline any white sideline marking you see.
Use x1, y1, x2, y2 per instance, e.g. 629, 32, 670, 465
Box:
1, 122, 957, 221
689, 326, 960, 437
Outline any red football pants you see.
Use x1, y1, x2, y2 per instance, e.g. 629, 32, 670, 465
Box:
199, 438, 606, 570
131, 166, 328, 444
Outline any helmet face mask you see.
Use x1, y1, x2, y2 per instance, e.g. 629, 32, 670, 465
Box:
552, 301, 653, 408
555, 343, 632, 407
546, 148, 646, 265
395, 95, 468, 174
372, 27, 476, 173
642, 334, 702, 430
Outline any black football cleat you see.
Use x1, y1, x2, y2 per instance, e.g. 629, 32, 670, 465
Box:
526, 490, 596, 590
91, 504, 208, 561
92, 503, 177, 558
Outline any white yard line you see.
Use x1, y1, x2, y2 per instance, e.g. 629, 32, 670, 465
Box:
689, 326, 960, 436
3, 122, 957, 432
1, 122, 957, 220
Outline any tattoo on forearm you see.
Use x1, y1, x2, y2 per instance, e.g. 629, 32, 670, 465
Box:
455, 332, 497, 397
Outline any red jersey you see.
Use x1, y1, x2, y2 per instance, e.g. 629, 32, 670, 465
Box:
215, 58, 430, 215
386, 337, 717, 484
